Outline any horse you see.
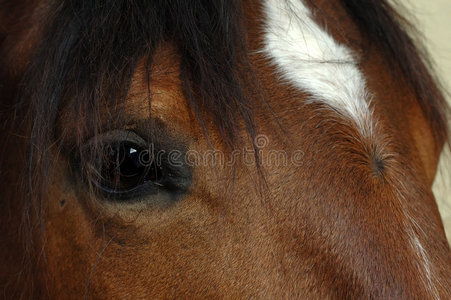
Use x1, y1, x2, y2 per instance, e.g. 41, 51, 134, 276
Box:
1, 0, 450, 298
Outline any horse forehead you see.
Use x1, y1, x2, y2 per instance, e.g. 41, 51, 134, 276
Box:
261, 0, 372, 137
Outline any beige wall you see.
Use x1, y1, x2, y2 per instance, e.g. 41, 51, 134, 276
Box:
408, 0, 451, 92
402, 0, 451, 242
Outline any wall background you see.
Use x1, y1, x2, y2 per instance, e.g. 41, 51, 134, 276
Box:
408, 0, 451, 87
401, 0, 451, 243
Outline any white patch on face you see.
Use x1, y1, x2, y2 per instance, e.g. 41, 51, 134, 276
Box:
262, 0, 373, 136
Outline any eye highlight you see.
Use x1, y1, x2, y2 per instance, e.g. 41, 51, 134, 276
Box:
81, 130, 191, 201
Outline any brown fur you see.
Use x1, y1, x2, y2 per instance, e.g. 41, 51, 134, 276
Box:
1, 0, 450, 298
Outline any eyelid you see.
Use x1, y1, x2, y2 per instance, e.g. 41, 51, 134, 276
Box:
82, 130, 148, 150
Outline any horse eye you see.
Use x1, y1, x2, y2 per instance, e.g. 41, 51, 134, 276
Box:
81, 130, 191, 201
85, 140, 163, 198
97, 142, 162, 192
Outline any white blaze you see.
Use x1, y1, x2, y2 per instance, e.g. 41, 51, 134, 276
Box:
262, 0, 373, 136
